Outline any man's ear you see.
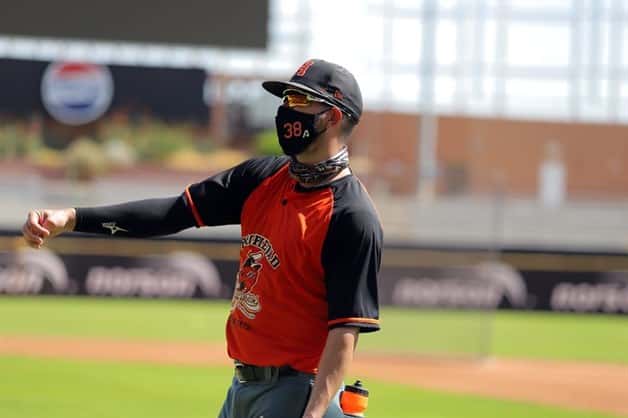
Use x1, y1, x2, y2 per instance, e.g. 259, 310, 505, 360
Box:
317, 108, 341, 129
329, 107, 343, 125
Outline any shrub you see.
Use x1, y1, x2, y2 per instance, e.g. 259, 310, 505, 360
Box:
65, 137, 108, 181
254, 129, 282, 156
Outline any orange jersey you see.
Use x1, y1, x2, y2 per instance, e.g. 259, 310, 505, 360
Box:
184, 156, 381, 373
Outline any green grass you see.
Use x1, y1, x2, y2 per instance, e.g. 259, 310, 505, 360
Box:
0, 356, 617, 418
0, 297, 228, 342
1, 297, 627, 364
492, 310, 628, 364
0, 356, 230, 418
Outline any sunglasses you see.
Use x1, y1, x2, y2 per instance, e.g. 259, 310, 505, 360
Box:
282, 90, 330, 108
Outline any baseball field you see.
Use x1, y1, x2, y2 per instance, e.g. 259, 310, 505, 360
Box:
1, 297, 627, 418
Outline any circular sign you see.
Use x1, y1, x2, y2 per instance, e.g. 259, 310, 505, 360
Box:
41, 62, 114, 125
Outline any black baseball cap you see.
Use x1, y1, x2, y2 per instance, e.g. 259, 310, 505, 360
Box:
262, 59, 363, 122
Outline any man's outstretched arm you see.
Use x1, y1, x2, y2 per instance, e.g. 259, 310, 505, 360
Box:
22, 196, 195, 248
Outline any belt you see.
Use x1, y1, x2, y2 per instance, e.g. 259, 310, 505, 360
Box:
234, 361, 302, 383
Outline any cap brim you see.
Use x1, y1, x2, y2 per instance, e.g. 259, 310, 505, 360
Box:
262, 80, 360, 121
262, 81, 329, 102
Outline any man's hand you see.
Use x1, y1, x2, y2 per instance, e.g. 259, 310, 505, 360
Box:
22, 208, 76, 249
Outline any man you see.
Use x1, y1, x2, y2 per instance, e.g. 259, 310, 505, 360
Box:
22, 59, 382, 418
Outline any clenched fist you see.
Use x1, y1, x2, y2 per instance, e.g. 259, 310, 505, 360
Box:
22, 208, 76, 249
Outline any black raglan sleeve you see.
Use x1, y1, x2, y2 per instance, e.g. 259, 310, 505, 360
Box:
321, 208, 383, 333
73, 156, 288, 237
184, 156, 289, 227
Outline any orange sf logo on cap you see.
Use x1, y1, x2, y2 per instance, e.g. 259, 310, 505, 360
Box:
295, 60, 315, 77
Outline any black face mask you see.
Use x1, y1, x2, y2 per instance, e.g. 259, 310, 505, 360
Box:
275, 105, 328, 156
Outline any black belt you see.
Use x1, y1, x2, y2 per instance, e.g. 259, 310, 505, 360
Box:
234, 361, 302, 383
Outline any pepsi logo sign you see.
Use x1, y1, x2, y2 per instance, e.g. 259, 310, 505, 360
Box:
41, 62, 114, 125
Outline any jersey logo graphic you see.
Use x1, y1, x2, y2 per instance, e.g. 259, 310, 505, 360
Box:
232, 234, 281, 320
102, 222, 128, 235
238, 251, 263, 293
240, 233, 280, 269
232, 250, 264, 319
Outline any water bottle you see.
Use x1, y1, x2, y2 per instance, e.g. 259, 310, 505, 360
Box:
339, 380, 369, 417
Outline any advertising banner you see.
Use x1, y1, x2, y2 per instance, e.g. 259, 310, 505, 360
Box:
0, 245, 236, 299
1, 232, 628, 314
382, 264, 628, 314
0, 58, 208, 124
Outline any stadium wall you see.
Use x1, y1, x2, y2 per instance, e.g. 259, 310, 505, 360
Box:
1, 232, 627, 315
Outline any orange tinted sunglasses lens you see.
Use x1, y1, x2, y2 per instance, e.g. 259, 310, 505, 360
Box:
282, 94, 311, 107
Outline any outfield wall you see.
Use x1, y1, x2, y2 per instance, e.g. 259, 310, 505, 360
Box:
1, 231, 627, 314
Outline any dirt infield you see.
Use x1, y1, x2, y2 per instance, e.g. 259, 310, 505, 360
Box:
1, 335, 627, 416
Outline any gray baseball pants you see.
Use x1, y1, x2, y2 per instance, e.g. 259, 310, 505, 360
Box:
218, 373, 347, 418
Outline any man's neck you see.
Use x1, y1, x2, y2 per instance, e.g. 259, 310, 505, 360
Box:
295, 136, 344, 165
296, 167, 351, 188
291, 141, 351, 188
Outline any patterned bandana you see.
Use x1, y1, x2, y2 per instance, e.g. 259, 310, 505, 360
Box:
289, 146, 350, 187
